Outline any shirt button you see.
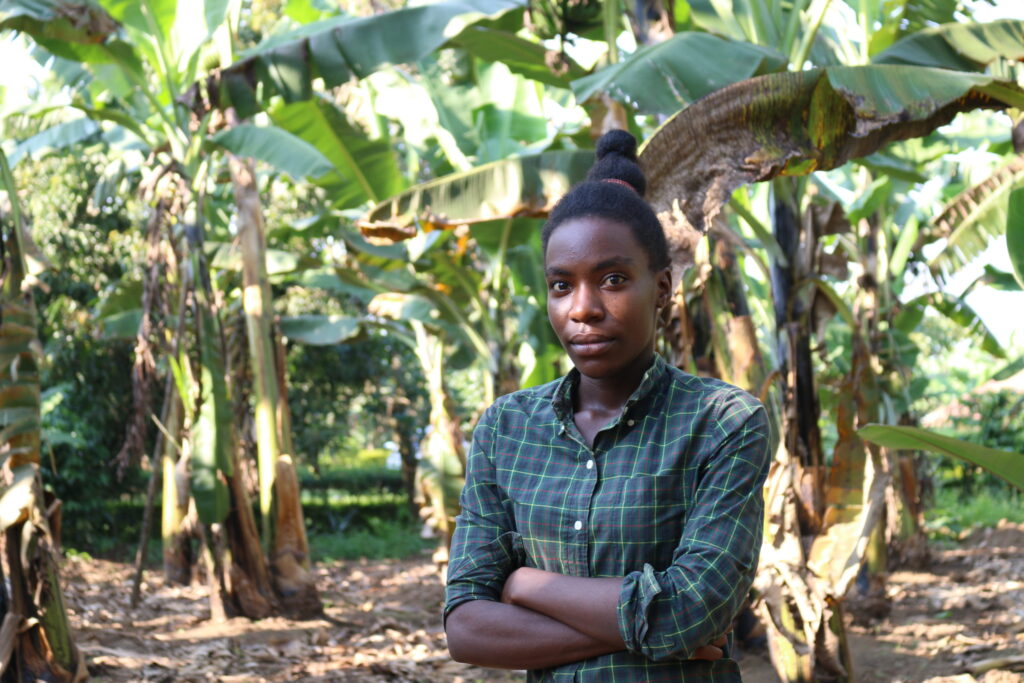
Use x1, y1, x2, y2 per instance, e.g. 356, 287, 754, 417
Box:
573, 520, 583, 531
627, 419, 635, 427
586, 459, 594, 470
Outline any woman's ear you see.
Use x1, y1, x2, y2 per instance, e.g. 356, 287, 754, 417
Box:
655, 267, 673, 308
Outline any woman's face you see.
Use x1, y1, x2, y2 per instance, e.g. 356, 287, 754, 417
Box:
545, 216, 672, 382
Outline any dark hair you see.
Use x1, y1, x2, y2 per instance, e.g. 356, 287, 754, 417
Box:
542, 130, 670, 272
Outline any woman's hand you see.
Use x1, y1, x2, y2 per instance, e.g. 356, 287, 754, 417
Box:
690, 634, 727, 661
500, 566, 537, 606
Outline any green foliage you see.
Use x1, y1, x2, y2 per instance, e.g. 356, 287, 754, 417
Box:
925, 485, 1024, 542
286, 334, 427, 472
11, 154, 149, 551
929, 390, 1024, 497
309, 516, 432, 561
299, 466, 404, 494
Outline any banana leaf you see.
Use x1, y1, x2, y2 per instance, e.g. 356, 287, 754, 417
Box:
191, 303, 231, 526
874, 19, 1024, 71
639, 65, 1024, 242
928, 159, 1024, 280
900, 291, 1005, 359
859, 425, 1024, 491
269, 98, 406, 207
1008, 186, 1024, 290
186, 0, 526, 118
210, 124, 335, 182
0, 1, 145, 76
359, 149, 593, 241
6, 117, 100, 167
279, 315, 362, 345
571, 32, 786, 115
451, 26, 586, 88
0, 464, 36, 532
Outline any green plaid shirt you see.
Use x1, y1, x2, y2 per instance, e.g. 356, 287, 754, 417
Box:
445, 355, 770, 682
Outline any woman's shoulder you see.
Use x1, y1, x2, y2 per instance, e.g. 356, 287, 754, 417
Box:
663, 364, 765, 416
478, 376, 564, 425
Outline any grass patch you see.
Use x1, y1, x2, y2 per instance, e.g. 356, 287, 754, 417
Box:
310, 517, 434, 562
925, 485, 1024, 542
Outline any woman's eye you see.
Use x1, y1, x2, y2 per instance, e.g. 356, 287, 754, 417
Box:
604, 274, 626, 286
549, 280, 569, 292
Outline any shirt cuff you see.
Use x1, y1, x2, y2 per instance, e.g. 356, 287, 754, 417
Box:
616, 563, 664, 653
443, 530, 525, 627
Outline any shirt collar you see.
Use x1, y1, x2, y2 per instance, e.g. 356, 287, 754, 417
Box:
552, 353, 669, 425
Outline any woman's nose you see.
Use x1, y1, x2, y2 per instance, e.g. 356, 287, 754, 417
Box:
569, 285, 603, 322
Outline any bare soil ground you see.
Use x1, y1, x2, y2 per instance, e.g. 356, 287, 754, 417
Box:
66, 521, 1024, 682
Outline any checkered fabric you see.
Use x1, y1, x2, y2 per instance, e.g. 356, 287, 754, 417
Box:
445, 354, 771, 682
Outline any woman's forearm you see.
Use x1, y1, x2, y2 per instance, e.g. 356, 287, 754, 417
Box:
501, 567, 625, 646
501, 568, 728, 662
445, 599, 623, 670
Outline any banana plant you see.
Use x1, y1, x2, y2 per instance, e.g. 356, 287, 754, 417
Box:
0, 147, 85, 682
352, 14, 1024, 675
1, 0, 326, 618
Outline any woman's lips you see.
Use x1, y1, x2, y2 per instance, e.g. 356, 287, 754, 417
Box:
569, 334, 614, 357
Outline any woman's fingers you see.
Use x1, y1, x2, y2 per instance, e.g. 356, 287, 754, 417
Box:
712, 635, 728, 647
690, 645, 724, 661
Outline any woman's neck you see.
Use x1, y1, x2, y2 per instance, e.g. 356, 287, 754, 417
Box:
574, 350, 654, 416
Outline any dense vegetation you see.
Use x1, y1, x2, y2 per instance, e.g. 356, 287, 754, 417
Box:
1, 0, 1023, 680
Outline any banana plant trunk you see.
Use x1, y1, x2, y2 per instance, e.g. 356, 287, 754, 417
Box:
409, 321, 465, 567
756, 182, 894, 682
229, 154, 319, 617
0, 150, 86, 682
160, 387, 192, 585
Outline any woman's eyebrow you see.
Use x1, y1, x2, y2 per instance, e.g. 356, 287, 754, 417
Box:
546, 256, 635, 277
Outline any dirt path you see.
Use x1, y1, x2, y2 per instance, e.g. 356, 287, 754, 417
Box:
66, 522, 1024, 682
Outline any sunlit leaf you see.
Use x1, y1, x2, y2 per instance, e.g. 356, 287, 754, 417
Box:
359, 150, 593, 241
452, 26, 585, 87
859, 424, 1024, 491
279, 315, 362, 345
874, 19, 1024, 71
572, 32, 786, 115
0, 465, 35, 532
210, 125, 335, 181
187, 0, 526, 117
1007, 186, 1024, 290
7, 118, 100, 167
270, 98, 405, 207
928, 159, 1024, 280
640, 65, 1024, 241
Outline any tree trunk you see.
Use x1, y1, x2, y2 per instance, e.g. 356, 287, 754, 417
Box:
229, 153, 320, 617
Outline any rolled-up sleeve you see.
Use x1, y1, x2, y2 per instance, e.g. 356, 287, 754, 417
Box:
444, 401, 523, 627
616, 394, 770, 661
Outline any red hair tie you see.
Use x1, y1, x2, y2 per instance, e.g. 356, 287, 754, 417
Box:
602, 178, 637, 193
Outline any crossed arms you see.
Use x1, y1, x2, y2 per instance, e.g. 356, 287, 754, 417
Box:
446, 568, 728, 669
444, 396, 770, 671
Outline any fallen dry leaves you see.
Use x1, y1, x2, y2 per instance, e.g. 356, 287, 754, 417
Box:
60, 521, 1024, 682
63, 555, 519, 682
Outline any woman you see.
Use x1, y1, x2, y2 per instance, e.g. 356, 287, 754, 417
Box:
444, 130, 770, 681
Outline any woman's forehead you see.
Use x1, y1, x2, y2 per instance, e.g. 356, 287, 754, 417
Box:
545, 216, 648, 266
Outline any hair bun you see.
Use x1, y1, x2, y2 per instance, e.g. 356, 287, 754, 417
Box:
595, 129, 638, 162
